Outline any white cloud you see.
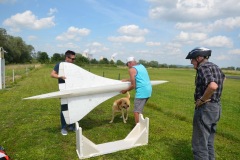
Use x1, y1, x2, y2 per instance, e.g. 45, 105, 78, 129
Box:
218, 1, 240, 16
28, 35, 37, 41
148, 0, 240, 21
83, 49, 89, 53
176, 31, 207, 42
229, 49, 240, 55
175, 17, 240, 33
91, 42, 102, 47
108, 35, 145, 43
86, 42, 109, 54
176, 0, 214, 9
176, 0, 215, 19
56, 26, 90, 41
138, 42, 182, 58
146, 41, 161, 46
118, 25, 149, 36
175, 22, 211, 33
163, 42, 182, 55
201, 36, 233, 48
148, 0, 217, 21
215, 55, 230, 61
48, 8, 58, 16
108, 25, 148, 43
57, 42, 80, 49
3, 10, 55, 32
175, 22, 203, 30
209, 17, 240, 30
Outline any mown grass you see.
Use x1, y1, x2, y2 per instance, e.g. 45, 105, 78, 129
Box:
4, 64, 40, 88
0, 64, 239, 160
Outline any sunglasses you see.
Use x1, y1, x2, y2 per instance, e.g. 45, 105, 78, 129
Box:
68, 57, 75, 61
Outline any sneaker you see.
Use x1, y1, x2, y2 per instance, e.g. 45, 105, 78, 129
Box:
61, 128, 68, 135
69, 126, 76, 132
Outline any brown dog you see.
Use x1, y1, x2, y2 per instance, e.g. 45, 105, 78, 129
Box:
109, 92, 130, 123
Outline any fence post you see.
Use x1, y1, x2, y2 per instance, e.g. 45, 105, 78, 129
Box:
26, 67, 28, 76
0, 48, 5, 89
12, 69, 15, 83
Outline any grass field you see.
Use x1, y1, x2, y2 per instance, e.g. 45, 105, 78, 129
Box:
0, 64, 239, 160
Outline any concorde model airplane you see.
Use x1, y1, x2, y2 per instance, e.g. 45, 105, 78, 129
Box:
24, 62, 168, 124
24, 62, 168, 159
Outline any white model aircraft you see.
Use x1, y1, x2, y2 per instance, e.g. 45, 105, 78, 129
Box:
24, 62, 168, 124
24, 62, 168, 159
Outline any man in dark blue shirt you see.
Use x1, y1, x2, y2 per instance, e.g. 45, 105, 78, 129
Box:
51, 50, 76, 135
186, 47, 225, 160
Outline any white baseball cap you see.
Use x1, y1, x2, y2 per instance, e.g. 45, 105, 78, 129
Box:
126, 56, 135, 62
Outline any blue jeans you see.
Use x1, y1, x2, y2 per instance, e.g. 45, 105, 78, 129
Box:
192, 102, 221, 160
61, 105, 74, 129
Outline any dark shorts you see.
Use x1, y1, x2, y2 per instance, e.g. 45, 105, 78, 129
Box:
134, 98, 149, 113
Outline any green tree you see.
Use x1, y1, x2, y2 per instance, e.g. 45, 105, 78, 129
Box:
116, 60, 124, 66
149, 61, 159, 68
169, 64, 177, 68
99, 58, 109, 64
0, 28, 7, 47
227, 66, 235, 70
159, 63, 168, 68
75, 54, 89, 64
0, 28, 34, 63
5, 36, 33, 63
109, 60, 115, 65
90, 58, 98, 64
37, 51, 49, 63
139, 59, 148, 67
20, 44, 34, 63
51, 53, 64, 63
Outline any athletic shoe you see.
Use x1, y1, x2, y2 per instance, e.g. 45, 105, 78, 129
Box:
61, 128, 68, 135
69, 126, 76, 132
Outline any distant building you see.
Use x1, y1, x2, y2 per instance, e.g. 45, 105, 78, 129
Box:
110, 53, 117, 62
111, 56, 115, 62
82, 52, 93, 60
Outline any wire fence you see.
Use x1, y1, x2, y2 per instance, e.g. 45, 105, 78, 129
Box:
4, 64, 39, 88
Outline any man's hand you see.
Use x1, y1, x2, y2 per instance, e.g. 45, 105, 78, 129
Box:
195, 98, 211, 108
121, 90, 127, 94
121, 79, 129, 82
58, 75, 66, 80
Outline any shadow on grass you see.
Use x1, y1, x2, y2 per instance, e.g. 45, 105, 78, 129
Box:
146, 102, 191, 123
161, 137, 193, 160
43, 125, 62, 134
78, 115, 135, 131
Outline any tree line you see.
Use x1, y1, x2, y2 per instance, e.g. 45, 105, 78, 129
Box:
0, 28, 34, 63
0, 28, 115, 65
0, 28, 239, 70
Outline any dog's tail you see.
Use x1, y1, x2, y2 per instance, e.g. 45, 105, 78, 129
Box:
126, 91, 130, 99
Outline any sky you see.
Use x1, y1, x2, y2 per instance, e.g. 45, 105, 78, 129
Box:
0, 0, 240, 68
